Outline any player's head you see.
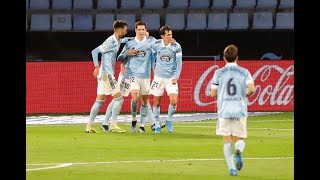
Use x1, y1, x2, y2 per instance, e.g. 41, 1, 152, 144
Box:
113, 20, 128, 38
159, 25, 173, 44
223, 44, 238, 63
135, 21, 147, 39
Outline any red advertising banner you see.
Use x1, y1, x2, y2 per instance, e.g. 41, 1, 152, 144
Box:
26, 60, 294, 114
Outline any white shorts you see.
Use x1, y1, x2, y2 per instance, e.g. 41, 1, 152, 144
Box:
216, 117, 247, 138
150, 76, 179, 96
119, 74, 150, 97
96, 73, 121, 96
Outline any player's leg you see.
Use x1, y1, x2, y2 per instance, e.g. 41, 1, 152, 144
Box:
130, 89, 140, 132
150, 77, 165, 133
233, 117, 247, 171
139, 95, 149, 133
224, 136, 237, 176
165, 78, 179, 133
101, 99, 114, 132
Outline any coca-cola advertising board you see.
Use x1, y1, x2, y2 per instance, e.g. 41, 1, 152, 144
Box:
26, 60, 293, 113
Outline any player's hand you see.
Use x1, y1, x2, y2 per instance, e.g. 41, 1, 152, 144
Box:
126, 49, 138, 56
93, 67, 99, 78
170, 38, 176, 43
172, 78, 177, 84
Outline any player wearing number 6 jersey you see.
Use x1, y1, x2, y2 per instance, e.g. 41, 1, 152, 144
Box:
210, 44, 256, 176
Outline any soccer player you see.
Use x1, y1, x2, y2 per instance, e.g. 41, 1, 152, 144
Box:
150, 25, 183, 133
210, 44, 256, 176
116, 21, 158, 133
84, 20, 129, 133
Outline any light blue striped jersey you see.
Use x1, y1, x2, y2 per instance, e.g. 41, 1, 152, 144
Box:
212, 63, 254, 118
152, 40, 183, 79
117, 36, 156, 78
91, 34, 131, 74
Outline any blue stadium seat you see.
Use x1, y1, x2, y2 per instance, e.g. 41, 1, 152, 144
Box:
207, 13, 228, 30
30, 14, 50, 31
97, 0, 117, 10
228, 13, 249, 29
279, 0, 294, 9
29, 0, 49, 10
167, 0, 189, 9
26, 0, 29, 10
116, 14, 136, 30
189, 0, 210, 9
73, 14, 93, 31
211, 0, 233, 9
26, 16, 28, 30
186, 13, 206, 30
141, 14, 160, 31
143, 0, 164, 9
234, 0, 256, 9
73, 0, 93, 10
256, 0, 278, 9
120, 0, 140, 9
165, 13, 185, 30
275, 12, 294, 29
52, 14, 72, 31
52, 0, 72, 10
252, 12, 273, 29
95, 14, 115, 31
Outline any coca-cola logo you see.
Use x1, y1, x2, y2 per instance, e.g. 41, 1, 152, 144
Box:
194, 64, 294, 107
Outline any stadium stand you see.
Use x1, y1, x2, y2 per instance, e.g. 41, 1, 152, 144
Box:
73, 14, 93, 31
234, 0, 256, 9
52, 14, 72, 31
120, 0, 141, 9
278, 0, 294, 9
95, 14, 115, 31
97, 0, 118, 10
141, 13, 161, 31
30, 14, 50, 31
275, 12, 294, 29
29, 0, 49, 10
73, 0, 93, 10
211, 0, 233, 10
185, 13, 207, 30
252, 12, 273, 29
206, 13, 228, 30
256, 0, 278, 9
26, 0, 29, 10
143, 0, 164, 9
165, 13, 185, 30
188, 0, 210, 9
52, 0, 72, 10
116, 14, 136, 30
228, 12, 249, 29
167, 0, 189, 9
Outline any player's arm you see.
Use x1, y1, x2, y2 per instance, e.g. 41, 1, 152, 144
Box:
120, 59, 127, 74
245, 71, 256, 97
210, 72, 218, 97
173, 45, 182, 84
91, 47, 102, 78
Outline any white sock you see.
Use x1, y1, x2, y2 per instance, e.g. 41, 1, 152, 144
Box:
235, 140, 245, 152
224, 142, 236, 170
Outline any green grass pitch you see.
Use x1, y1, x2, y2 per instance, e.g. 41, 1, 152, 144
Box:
27, 112, 293, 180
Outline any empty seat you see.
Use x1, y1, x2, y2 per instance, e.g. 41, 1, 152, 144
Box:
29, 0, 49, 10
207, 13, 228, 30
26, 16, 28, 30
97, 0, 117, 10
116, 14, 136, 30
73, 0, 93, 10
279, 0, 294, 8
95, 14, 115, 31
52, 14, 72, 31
275, 12, 294, 29
165, 13, 185, 30
52, 0, 72, 10
228, 13, 249, 29
256, 0, 278, 9
167, 0, 189, 9
234, 0, 256, 9
186, 13, 207, 30
189, 0, 210, 9
73, 14, 93, 31
26, 0, 29, 10
211, 0, 233, 9
141, 14, 160, 31
120, 0, 140, 9
143, 0, 163, 9
30, 14, 50, 31
252, 12, 273, 29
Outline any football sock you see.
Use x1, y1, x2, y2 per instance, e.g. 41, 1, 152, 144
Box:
88, 100, 104, 123
224, 142, 236, 170
111, 96, 124, 121
140, 104, 147, 127
167, 104, 176, 121
131, 100, 138, 120
102, 99, 115, 125
146, 103, 155, 125
235, 140, 245, 152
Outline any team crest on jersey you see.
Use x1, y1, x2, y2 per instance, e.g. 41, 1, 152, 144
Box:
136, 50, 146, 57
160, 55, 171, 61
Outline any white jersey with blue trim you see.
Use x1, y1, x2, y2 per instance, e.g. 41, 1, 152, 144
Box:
97, 35, 130, 74
152, 39, 183, 79
212, 63, 254, 118
118, 36, 156, 78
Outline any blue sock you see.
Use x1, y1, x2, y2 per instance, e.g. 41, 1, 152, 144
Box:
111, 96, 124, 121
235, 140, 245, 153
102, 99, 115, 125
140, 104, 147, 127
167, 104, 176, 122
146, 103, 155, 125
88, 100, 104, 123
224, 142, 236, 170
131, 100, 138, 120
153, 105, 160, 122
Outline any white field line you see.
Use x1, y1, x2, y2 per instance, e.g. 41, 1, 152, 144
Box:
176, 126, 293, 131
27, 156, 293, 171
26, 163, 72, 171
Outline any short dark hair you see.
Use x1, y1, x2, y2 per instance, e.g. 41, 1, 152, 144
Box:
223, 44, 238, 62
159, 25, 172, 36
135, 21, 147, 29
113, 20, 128, 29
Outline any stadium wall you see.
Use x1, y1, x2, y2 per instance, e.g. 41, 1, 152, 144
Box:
26, 60, 294, 114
